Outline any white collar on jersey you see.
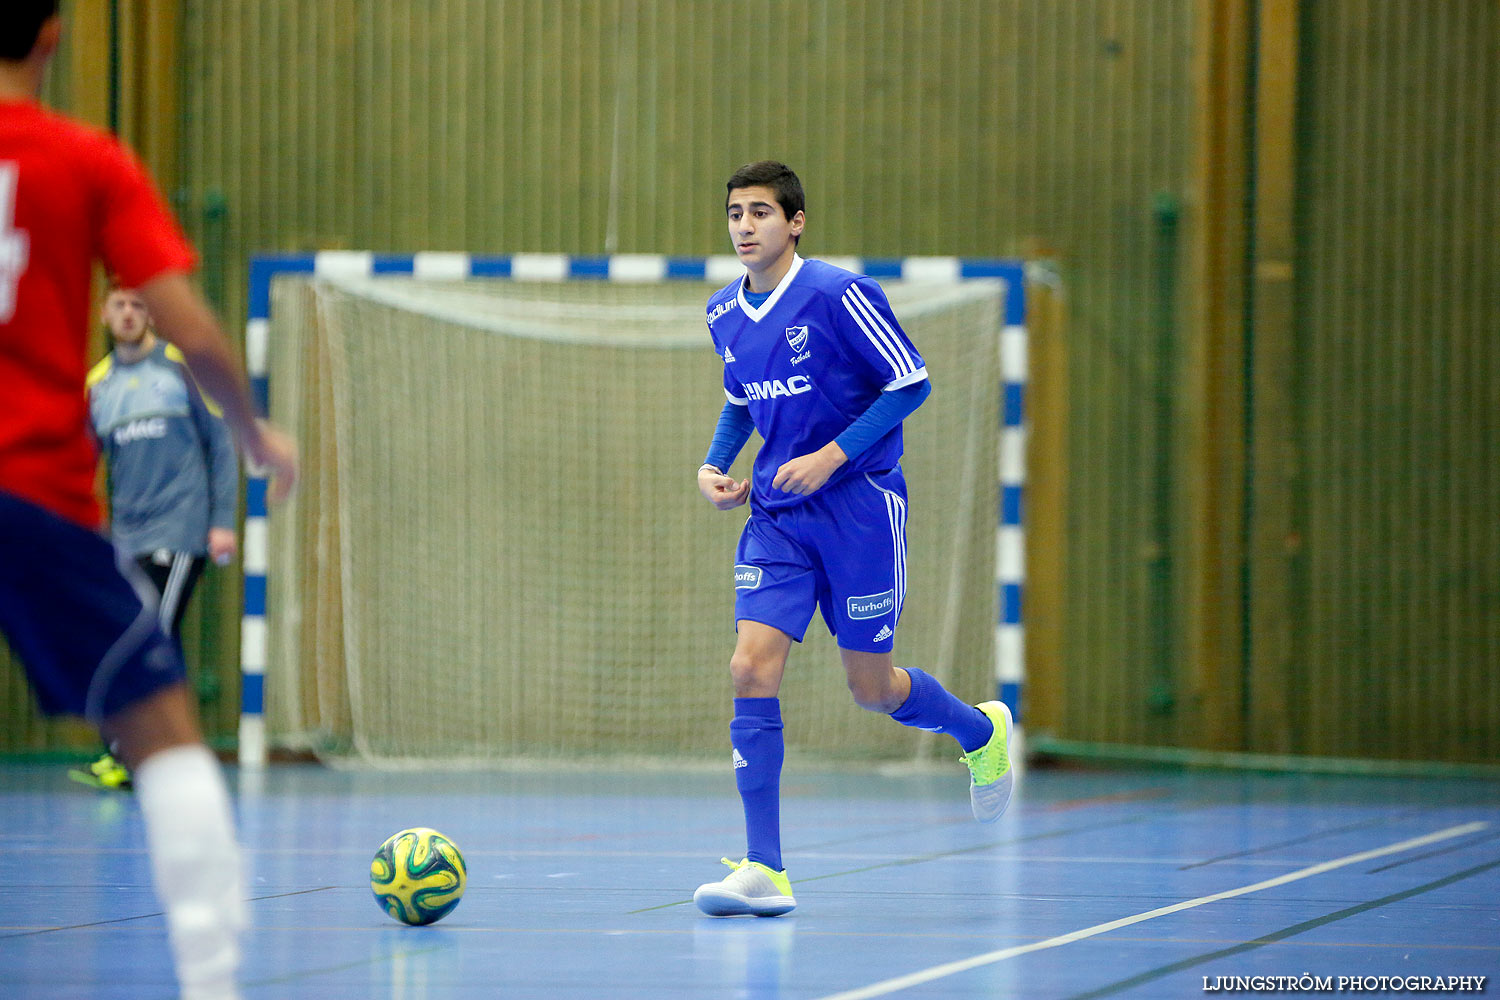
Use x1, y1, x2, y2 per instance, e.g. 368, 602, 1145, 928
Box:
736, 253, 805, 323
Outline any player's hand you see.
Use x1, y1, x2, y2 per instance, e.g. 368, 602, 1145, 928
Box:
772, 442, 847, 496
208, 527, 238, 566
244, 419, 300, 504
698, 466, 750, 510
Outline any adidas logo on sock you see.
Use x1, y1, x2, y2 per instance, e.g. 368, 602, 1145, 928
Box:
732, 748, 748, 769
873, 624, 893, 642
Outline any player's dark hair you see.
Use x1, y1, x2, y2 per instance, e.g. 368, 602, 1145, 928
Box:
726, 161, 805, 240
0, 1, 59, 61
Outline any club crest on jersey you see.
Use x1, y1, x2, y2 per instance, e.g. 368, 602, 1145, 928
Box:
785, 325, 809, 353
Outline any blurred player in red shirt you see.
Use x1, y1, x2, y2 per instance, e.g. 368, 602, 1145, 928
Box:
0, 4, 296, 997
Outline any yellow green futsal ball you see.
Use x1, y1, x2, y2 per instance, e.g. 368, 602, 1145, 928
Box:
370, 827, 467, 925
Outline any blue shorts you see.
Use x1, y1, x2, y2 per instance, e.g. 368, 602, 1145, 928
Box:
733, 467, 908, 653
0, 491, 186, 723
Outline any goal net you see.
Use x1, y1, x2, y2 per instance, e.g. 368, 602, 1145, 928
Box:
264, 271, 1001, 767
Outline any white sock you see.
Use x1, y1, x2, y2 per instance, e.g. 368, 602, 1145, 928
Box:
134, 744, 246, 1000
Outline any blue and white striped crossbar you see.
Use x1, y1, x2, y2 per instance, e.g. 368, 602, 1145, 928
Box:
239, 252, 1027, 766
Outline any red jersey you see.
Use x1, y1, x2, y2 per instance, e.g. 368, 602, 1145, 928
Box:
0, 98, 195, 528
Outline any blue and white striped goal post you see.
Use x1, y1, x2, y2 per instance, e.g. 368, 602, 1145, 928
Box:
239, 252, 1027, 767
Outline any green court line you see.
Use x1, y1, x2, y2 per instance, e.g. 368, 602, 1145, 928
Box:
1364, 826, 1500, 874
0, 886, 335, 939
1177, 807, 1431, 870
1062, 854, 1500, 1000
810, 821, 1487, 1000
1031, 737, 1500, 780
792, 785, 1173, 855
0, 911, 168, 940
625, 810, 1167, 914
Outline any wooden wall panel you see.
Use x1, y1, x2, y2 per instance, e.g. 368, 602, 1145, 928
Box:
0, 0, 1204, 755
1290, 0, 1499, 763
159, 0, 1205, 755
6, 1, 1494, 767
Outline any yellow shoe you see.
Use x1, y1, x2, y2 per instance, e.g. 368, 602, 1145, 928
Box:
69, 753, 132, 791
693, 858, 796, 917
961, 701, 1014, 822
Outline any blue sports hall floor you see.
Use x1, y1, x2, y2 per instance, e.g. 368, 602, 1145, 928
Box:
1, 756, 1496, 999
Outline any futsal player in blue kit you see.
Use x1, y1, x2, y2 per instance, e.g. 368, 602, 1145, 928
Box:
692, 161, 1014, 917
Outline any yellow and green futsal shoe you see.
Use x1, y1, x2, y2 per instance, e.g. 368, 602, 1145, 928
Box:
693, 858, 796, 917
69, 752, 132, 791
961, 700, 1014, 822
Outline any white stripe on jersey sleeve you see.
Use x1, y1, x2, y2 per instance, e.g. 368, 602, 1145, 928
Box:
884, 366, 929, 392
842, 290, 904, 374
724, 387, 749, 405
842, 284, 919, 379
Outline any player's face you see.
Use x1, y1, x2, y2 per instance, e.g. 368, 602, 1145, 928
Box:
727, 185, 804, 278
102, 290, 150, 345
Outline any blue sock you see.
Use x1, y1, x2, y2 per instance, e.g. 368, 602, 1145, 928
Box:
889, 667, 994, 753
730, 697, 784, 872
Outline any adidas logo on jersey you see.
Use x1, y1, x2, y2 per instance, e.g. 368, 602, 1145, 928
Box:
722, 345, 736, 363
732, 748, 748, 769
873, 625, 893, 642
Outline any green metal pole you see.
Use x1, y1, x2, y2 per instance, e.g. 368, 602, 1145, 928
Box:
106, 0, 120, 135
1149, 191, 1180, 717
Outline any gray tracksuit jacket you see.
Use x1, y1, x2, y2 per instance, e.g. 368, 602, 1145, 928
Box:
86, 340, 238, 558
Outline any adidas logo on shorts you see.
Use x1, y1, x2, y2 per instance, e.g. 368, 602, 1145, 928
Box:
873, 625, 893, 642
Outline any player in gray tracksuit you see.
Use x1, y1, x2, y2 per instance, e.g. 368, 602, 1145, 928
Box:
71, 286, 239, 790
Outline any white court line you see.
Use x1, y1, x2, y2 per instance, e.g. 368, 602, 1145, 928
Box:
813, 821, 1488, 1000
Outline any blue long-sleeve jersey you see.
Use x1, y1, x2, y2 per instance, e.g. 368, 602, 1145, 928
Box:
86, 340, 238, 557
